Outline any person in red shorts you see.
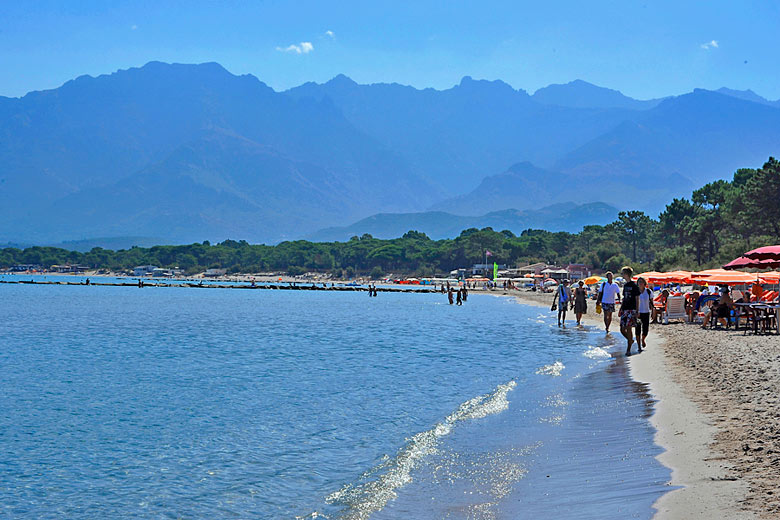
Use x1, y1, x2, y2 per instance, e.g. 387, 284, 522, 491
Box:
619, 266, 641, 355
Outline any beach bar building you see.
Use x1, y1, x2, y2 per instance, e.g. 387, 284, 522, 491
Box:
541, 267, 570, 281
50, 264, 90, 273
566, 263, 590, 280
133, 265, 157, 277
471, 263, 507, 277
516, 262, 547, 277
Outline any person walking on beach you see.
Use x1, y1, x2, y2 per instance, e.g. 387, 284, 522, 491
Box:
573, 280, 588, 325
456, 288, 463, 305
618, 266, 641, 355
552, 280, 571, 327
635, 277, 652, 350
598, 272, 621, 333
448, 287, 454, 305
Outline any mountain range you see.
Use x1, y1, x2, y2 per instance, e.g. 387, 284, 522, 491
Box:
308, 203, 618, 242
1, 61, 779, 244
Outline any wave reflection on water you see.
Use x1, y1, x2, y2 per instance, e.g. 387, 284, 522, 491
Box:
324, 381, 517, 520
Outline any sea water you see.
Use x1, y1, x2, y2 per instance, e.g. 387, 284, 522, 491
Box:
0, 279, 669, 518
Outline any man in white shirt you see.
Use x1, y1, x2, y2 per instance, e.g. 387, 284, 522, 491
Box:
599, 271, 622, 333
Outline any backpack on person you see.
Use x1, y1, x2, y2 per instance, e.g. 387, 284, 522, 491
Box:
596, 282, 604, 314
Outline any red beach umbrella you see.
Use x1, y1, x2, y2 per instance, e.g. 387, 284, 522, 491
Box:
743, 245, 780, 261
723, 256, 780, 270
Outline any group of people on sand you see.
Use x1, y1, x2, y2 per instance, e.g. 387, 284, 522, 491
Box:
554, 266, 653, 356
597, 267, 653, 356
551, 279, 589, 326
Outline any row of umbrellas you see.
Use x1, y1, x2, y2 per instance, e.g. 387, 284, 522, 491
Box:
528, 247, 780, 288
636, 246, 780, 286
633, 269, 778, 286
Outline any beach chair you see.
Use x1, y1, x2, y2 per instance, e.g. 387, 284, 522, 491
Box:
663, 295, 687, 324
691, 294, 726, 326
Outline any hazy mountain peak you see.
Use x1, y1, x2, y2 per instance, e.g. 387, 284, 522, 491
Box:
714, 87, 779, 107
308, 202, 619, 241
42, 61, 268, 100
457, 75, 519, 93
532, 79, 662, 110
325, 73, 358, 87
507, 161, 541, 172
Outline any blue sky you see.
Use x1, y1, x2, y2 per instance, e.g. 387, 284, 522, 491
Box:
2, 0, 779, 99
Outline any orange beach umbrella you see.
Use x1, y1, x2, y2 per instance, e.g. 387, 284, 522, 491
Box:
634, 271, 661, 280
759, 271, 780, 283
640, 271, 691, 284
690, 271, 759, 285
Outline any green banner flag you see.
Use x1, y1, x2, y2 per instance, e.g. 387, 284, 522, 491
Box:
493, 262, 498, 280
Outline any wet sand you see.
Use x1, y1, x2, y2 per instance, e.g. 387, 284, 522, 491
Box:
506, 289, 762, 519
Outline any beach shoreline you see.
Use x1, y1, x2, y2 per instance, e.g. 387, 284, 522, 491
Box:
509, 289, 758, 519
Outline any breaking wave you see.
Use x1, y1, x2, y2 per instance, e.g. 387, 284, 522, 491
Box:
583, 345, 611, 359
535, 361, 565, 376
322, 380, 517, 520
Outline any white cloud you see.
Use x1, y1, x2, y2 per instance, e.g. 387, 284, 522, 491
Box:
131, 24, 138, 30
325, 30, 335, 38
700, 40, 719, 50
276, 41, 314, 54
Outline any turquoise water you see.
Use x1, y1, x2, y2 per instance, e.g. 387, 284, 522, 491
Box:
0, 279, 669, 518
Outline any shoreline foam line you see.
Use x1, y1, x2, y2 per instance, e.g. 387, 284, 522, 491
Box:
627, 334, 757, 520
507, 289, 755, 519
319, 380, 517, 520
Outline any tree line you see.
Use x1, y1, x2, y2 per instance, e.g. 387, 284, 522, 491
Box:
2, 157, 778, 278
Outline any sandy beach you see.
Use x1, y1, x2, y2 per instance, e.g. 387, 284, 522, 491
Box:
647, 324, 779, 518
506, 288, 770, 519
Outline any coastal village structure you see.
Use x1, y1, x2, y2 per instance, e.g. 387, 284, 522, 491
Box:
133, 265, 157, 277
49, 264, 90, 273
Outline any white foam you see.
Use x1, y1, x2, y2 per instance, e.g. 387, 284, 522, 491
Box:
325, 380, 517, 519
583, 345, 610, 359
535, 361, 564, 376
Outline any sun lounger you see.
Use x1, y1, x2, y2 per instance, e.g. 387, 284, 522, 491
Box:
693, 295, 719, 324
664, 295, 687, 324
